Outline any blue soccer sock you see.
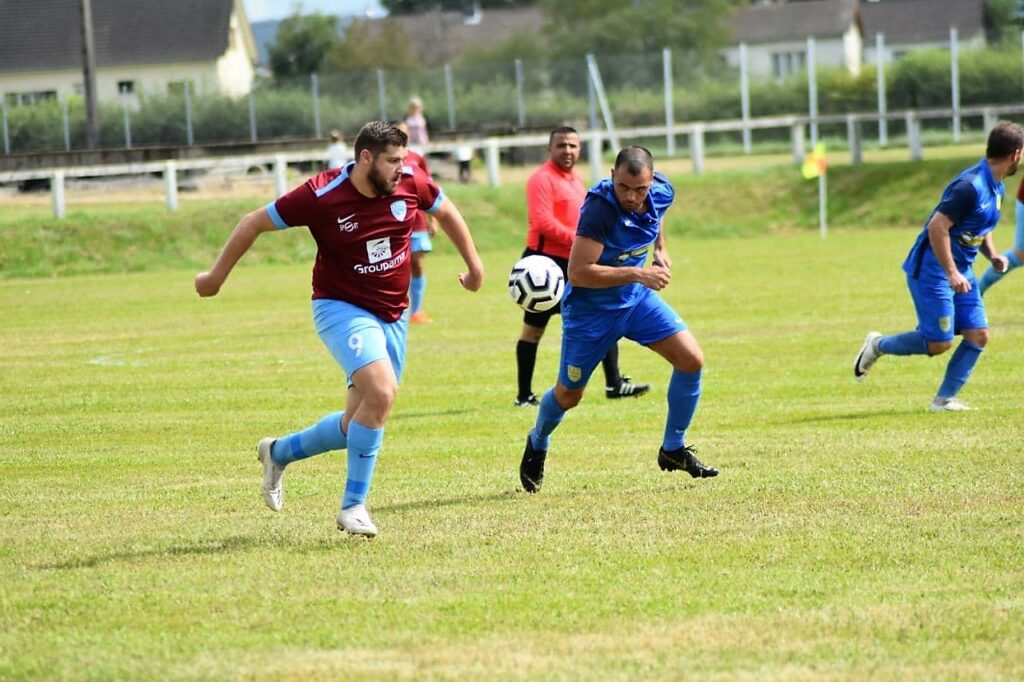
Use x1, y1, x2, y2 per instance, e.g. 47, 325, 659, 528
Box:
978, 250, 1022, 295
663, 369, 701, 451
342, 421, 384, 509
529, 389, 567, 452
877, 330, 929, 356
410, 275, 426, 314
271, 411, 347, 466
936, 341, 984, 399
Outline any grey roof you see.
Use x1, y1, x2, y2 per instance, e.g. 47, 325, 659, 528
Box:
731, 0, 861, 43
0, 0, 236, 74
861, 0, 987, 43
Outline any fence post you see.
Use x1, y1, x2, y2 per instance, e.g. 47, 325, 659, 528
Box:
588, 130, 602, 184
662, 47, 675, 157
847, 114, 862, 164
376, 68, 388, 121
121, 96, 132, 148
61, 94, 71, 151
950, 27, 960, 143
184, 81, 194, 146
982, 108, 997, 133
689, 124, 705, 175
739, 42, 751, 154
485, 138, 501, 187
165, 161, 178, 211
906, 111, 922, 161
876, 32, 888, 147
1, 97, 8, 153
515, 59, 526, 128
791, 123, 805, 165
311, 72, 322, 138
807, 36, 818, 147
444, 63, 456, 130
248, 90, 257, 142
52, 170, 66, 219
274, 155, 288, 197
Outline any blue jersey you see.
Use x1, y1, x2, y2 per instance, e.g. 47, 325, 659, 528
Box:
903, 159, 1004, 280
564, 172, 675, 312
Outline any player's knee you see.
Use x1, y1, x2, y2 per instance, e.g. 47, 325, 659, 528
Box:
927, 340, 953, 355
553, 385, 582, 409
963, 329, 989, 347
520, 325, 544, 343
675, 351, 704, 373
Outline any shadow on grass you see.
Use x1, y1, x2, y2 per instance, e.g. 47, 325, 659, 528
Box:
377, 490, 518, 513
390, 408, 474, 420
38, 533, 337, 571
782, 409, 919, 424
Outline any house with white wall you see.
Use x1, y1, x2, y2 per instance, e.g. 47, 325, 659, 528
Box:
0, 0, 258, 107
861, 0, 988, 63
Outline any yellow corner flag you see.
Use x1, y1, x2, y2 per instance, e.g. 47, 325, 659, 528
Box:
801, 142, 828, 179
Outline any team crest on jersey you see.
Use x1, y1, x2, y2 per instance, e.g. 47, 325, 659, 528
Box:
390, 200, 407, 221
567, 365, 582, 382
366, 237, 393, 263
939, 316, 952, 333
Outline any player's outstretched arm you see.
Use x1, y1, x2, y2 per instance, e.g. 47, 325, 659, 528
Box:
433, 196, 484, 292
195, 208, 278, 297
568, 236, 671, 291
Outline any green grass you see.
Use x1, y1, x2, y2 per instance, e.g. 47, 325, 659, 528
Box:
2, 225, 1023, 679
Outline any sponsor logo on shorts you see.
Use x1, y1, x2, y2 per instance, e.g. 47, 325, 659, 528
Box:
567, 365, 582, 382
939, 316, 952, 333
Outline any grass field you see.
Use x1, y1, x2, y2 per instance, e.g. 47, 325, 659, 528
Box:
3, 215, 1023, 678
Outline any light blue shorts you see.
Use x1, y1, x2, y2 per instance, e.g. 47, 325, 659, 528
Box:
906, 273, 987, 342
558, 288, 686, 389
411, 230, 433, 254
1015, 199, 1024, 250
312, 299, 408, 386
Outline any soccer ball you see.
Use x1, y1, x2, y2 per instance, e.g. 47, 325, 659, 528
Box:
508, 255, 565, 313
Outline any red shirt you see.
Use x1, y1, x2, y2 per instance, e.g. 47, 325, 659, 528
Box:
406, 150, 431, 234
525, 159, 586, 259
269, 162, 443, 322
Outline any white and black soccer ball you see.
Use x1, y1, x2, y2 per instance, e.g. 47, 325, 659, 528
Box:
508, 255, 565, 313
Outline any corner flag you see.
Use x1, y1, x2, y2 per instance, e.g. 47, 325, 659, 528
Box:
801, 142, 828, 179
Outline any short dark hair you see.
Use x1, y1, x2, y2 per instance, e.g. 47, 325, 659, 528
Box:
613, 146, 654, 175
986, 121, 1024, 159
354, 121, 407, 158
549, 126, 578, 144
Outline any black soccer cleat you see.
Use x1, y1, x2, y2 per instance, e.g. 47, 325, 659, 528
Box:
606, 376, 651, 399
514, 393, 540, 407
658, 445, 719, 478
519, 435, 548, 493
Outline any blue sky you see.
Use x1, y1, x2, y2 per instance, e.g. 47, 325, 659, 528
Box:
244, 0, 386, 22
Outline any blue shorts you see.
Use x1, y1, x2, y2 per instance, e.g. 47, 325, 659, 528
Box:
1015, 199, 1024, 251
558, 288, 686, 388
312, 299, 408, 386
411, 230, 432, 254
906, 273, 987, 342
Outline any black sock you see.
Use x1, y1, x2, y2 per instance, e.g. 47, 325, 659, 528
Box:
516, 340, 539, 399
602, 343, 621, 388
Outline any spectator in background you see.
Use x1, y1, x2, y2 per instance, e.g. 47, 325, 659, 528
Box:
405, 97, 430, 146
325, 130, 347, 170
455, 140, 474, 184
393, 120, 436, 324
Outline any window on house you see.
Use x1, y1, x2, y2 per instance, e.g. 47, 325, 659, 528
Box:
117, 80, 135, 95
168, 81, 192, 96
772, 51, 806, 79
13, 90, 57, 106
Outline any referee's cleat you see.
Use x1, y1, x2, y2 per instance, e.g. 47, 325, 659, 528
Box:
658, 445, 718, 478
928, 396, 974, 412
519, 435, 547, 493
257, 437, 285, 511
853, 332, 883, 382
514, 393, 540, 407
606, 376, 651, 399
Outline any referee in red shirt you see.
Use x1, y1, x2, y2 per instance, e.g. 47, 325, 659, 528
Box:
515, 126, 649, 406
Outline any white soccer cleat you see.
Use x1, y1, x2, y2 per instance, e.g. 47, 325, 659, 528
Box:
854, 332, 883, 382
337, 504, 378, 538
257, 437, 285, 512
928, 397, 974, 412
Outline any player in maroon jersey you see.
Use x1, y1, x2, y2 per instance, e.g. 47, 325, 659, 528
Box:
195, 121, 484, 538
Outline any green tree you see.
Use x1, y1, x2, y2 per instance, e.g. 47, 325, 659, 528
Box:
269, 13, 343, 79
326, 18, 417, 70
382, 0, 534, 14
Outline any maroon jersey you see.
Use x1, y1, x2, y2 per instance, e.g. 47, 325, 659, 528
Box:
267, 162, 444, 322
406, 149, 431, 234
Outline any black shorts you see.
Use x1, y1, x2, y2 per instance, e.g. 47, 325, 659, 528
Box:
520, 248, 569, 328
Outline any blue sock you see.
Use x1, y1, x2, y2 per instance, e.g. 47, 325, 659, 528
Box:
663, 369, 701, 451
530, 389, 567, 452
271, 411, 347, 466
877, 330, 929, 356
979, 250, 1021, 296
343, 421, 384, 509
936, 341, 983, 399
410, 275, 426, 314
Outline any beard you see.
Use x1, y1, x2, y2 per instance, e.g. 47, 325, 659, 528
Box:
1008, 159, 1020, 177
368, 165, 397, 196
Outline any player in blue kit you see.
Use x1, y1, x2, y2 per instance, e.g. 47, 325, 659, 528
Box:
977, 176, 1024, 295
518, 146, 718, 493
854, 121, 1024, 411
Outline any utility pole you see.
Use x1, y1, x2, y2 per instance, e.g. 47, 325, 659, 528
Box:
81, 0, 100, 148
